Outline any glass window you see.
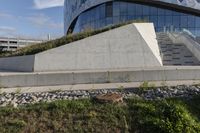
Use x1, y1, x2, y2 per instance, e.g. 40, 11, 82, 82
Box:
158, 16, 165, 27
113, 16, 120, 24
113, 2, 120, 16
99, 4, 105, 19
196, 28, 200, 36
128, 15, 136, 21
165, 9, 173, 15
120, 2, 127, 16
150, 16, 158, 27
90, 9, 95, 21
99, 19, 105, 28
90, 22, 95, 29
106, 17, 113, 25
135, 4, 143, 16
150, 7, 157, 16
94, 20, 100, 29
143, 16, 149, 22
173, 16, 180, 28
84, 11, 91, 22
165, 16, 173, 26
172, 11, 180, 16
128, 3, 135, 15
143, 5, 149, 16
188, 16, 195, 28
95, 6, 100, 20
120, 15, 127, 23
71, 1, 200, 36
180, 16, 188, 28
195, 17, 200, 28
106, 2, 113, 17
157, 8, 165, 15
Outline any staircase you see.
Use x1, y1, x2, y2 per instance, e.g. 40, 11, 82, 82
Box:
156, 32, 200, 66
196, 37, 200, 44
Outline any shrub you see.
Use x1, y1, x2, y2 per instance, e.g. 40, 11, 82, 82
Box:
127, 98, 200, 133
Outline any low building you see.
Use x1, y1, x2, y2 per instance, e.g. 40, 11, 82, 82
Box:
0, 37, 42, 51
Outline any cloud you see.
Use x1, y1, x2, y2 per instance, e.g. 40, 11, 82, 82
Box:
0, 26, 17, 38
33, 0, 64, 9
0, 12, 14, 19
27, 13, 63, 29
0, 26, 16, 32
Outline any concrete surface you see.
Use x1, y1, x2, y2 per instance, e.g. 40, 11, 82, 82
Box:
0, 23, 162, 72
1, 80, 199, 94
0, 55, 34, 72
157, 32, 200, 65
1, 66, 200, 88
34, 23, 162, 71
135, 23, 163, 65
168, 32, 200, 62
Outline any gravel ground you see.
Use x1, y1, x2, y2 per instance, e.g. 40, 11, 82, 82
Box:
0, 85, 200, 107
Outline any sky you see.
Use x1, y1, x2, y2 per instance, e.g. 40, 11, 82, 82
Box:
0, 0, 64, 40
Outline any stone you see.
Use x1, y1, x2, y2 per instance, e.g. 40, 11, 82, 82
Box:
0, 85, 200, 107
95, 93, 123, 103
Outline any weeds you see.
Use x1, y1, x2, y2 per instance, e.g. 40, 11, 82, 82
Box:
15, 88, 22, 94
0, 93, 199, 133
118, 85, 124, 92
139, 81, 156, 90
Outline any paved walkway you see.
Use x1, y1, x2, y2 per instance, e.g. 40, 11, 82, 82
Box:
1, 80, 199, 94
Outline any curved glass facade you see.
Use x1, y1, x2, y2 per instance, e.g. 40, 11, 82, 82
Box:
64, 0, 200, 36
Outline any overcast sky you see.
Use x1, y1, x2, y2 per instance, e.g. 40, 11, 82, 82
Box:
0, 0, 64, 40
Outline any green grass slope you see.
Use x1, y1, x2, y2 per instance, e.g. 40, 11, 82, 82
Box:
0, 20, 147, 58
0, 96, 199, 133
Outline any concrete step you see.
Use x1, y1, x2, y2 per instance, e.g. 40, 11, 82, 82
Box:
1, 81, 199, 93
157, 32, 200, 66
1, 66, 200, 88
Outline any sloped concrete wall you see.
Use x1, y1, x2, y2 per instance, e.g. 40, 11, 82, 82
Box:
0, 55, 34, 72
135, 23, 163, 65
34, 23, 163, 72
0, 23, 163, 72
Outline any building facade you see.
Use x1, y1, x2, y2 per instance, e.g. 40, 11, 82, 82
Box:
0, 37, 42, 52
64, 0, 200, 36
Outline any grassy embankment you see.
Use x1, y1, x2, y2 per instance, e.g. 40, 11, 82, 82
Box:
0, 96, 199, 133
0, 20, 147, 58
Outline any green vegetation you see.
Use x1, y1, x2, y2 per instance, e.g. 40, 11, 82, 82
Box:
0, 96, 199, 133
139, 81, 156, 90
0, 20, 148, 58
15, 88, 22, 94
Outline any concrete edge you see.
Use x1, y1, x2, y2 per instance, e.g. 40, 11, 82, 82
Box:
1, 80, 200, 94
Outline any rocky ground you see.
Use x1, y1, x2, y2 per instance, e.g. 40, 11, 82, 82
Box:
0, 85, 200, 107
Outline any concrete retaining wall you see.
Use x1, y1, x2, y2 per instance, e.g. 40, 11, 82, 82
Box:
34, 23, 162, 72
0, 23, 162, 72
0, 55, 34, 72
1, 66, 200, 88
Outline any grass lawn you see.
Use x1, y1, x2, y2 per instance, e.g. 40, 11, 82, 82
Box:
0, 96, 199, 133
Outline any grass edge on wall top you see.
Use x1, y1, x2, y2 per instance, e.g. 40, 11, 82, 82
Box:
0, 20, 148, 58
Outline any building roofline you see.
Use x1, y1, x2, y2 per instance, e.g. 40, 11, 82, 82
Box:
129, 0, 200, 16
0, 37, 44, 42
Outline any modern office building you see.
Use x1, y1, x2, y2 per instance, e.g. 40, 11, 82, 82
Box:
64, 0, 200, 36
